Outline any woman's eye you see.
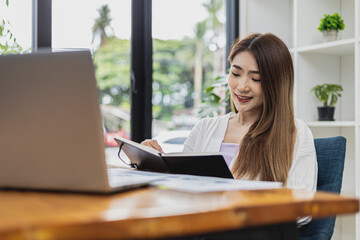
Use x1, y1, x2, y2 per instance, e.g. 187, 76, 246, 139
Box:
252, 78, 261, 82
231, 72, 240, 77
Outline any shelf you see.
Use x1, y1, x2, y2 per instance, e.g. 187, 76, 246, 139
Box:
294, 38, 356, 56
242, 1, 359, 237
306, 121, 356, 127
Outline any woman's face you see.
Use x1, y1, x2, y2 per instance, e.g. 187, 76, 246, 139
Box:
228, 51, 263, 116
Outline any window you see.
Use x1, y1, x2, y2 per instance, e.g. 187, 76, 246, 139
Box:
33, 0, 238, 143
52, 0, 131, 164
0, 0, 31, 54
152, 0, 226, 137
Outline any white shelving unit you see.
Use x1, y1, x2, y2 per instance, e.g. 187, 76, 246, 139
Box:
240, 0, 359, 239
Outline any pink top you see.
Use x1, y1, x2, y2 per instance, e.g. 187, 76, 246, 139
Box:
219, 143, 239, 167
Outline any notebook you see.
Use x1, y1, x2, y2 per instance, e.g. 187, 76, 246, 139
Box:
0, 50, 161, 193
115, 136, 234, 179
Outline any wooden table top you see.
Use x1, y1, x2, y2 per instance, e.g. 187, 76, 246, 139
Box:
0, 187, 358, 240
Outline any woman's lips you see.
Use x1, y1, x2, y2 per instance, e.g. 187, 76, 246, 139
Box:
236, 95, 252, 103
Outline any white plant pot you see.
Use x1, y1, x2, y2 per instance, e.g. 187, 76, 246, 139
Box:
322, 30, 339, 42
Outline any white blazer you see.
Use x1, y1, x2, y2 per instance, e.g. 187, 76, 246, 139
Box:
183, 112, 318, 192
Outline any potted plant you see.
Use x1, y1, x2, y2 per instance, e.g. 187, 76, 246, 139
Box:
318, 13, 345, 41
312, 84, 343, 121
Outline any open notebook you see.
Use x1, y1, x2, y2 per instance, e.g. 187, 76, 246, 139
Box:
0, 51, 162, 193
115, 136, 234, 179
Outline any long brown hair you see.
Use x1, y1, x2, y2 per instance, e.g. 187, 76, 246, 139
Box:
228, 33, 296, 183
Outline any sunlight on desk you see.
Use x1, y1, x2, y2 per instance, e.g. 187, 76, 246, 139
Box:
0, 188, 358, 240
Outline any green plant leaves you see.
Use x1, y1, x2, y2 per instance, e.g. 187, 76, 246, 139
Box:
312, 84, 343, 107
0, 19, 25, 54
199, 75, 230, 118
318, 13, 345, 32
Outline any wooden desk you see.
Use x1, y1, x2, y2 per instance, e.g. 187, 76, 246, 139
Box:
0, 188, 358, 240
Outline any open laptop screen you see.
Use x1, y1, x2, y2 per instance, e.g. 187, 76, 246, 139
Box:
0, 51, 110, 192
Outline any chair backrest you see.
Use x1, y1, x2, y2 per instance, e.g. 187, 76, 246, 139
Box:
299, 136, 346, 240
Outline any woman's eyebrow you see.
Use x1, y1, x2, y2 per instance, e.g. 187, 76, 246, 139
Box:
232, 64, 260, 74
232, 64, 242, 70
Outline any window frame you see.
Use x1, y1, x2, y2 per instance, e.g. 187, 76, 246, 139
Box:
32, 0, 52, 50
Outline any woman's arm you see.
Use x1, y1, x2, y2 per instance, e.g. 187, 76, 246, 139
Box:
287, 119, 318, 192
288, 119, 318, 226
182, 119, 205, 152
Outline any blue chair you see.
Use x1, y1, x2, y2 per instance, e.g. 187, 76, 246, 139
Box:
299, 136, 346, 240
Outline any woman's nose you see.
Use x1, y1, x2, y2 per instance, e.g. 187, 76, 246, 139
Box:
238, 77, 249, 90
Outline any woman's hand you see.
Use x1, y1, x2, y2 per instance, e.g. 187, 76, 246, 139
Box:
141, 139, 163, 153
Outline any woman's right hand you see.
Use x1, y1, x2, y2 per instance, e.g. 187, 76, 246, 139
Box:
141, 139, 163, 153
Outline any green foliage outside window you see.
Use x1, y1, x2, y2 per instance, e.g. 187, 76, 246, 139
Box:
93, 37, 131, 109
199, 75, 230, 118
93, 37, 216, 121
93, 1, 225, 123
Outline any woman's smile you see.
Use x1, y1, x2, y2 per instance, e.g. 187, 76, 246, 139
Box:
236, 95, 253, 103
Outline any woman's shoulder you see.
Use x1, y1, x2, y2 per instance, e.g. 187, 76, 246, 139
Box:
294, 118, 310, 131
196, 112, 233, 126
294, 118, 315, 144
183, 112, 233, 152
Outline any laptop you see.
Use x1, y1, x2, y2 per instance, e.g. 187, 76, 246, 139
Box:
0, 50, 161, 193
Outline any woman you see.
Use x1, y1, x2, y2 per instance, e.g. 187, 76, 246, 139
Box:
143, 33, 317, 194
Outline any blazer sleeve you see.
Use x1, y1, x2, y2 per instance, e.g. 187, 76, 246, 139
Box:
287, 119, 318, 192
182, 119, 204, 152
287, 119, 318, 226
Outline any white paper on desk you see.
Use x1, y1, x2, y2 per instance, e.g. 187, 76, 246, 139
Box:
151, 174, 283, 193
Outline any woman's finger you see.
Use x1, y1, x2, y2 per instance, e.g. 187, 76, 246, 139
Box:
141, 139, 163, 152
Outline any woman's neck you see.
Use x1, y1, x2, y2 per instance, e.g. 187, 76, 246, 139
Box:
234, 112, 260, 126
